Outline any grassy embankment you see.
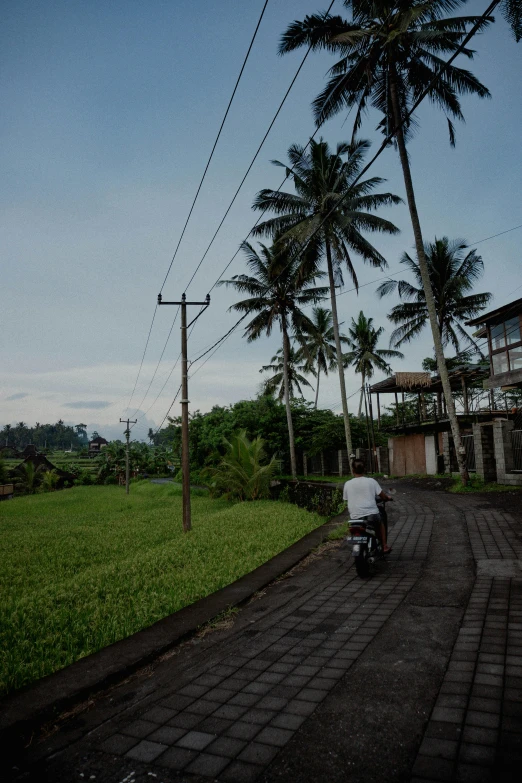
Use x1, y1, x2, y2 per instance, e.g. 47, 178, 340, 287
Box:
0, 482, 322, 696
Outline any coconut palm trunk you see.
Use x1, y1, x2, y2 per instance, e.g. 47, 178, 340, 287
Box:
358, 371, 366, 418
389, 71, 468, 484
314, 364, 321, 409
326, 241, 353, 461
281, 318, 298, 478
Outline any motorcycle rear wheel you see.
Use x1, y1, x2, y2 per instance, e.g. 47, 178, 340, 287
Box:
355, 553, 370, 578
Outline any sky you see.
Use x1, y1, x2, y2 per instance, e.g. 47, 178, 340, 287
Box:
1, 0, 521, 442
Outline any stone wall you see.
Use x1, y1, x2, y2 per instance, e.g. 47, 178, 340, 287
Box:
493, 419, 522, 486
338, 450, 350, 476
376, 446, 390, 475
472, 423, 496, 483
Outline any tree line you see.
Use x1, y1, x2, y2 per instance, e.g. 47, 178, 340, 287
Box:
209, 0, 508, 483
151, 395, 390, 477
0, 421, 90, 452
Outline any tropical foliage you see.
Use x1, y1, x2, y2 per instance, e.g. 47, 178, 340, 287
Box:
97, 441, 174, 483
13, 462, 43, 494
344, 311, 404, 415
155, 396, 382, 475
279, 0, 492, 484
220, 240, 328, 477
252, 137, 401, 457
1, 420, 89, 452
377, 238, 491, 353
40, 470, 59, 492
297, 307, 347, 408
260, 346, 314, 400
206, 430, 277, 501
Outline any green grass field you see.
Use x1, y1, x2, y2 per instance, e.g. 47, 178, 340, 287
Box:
0, 482, 322, 696
2, 451, 99, 476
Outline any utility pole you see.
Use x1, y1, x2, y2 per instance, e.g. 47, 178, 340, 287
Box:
158, 292, 210, 532
120, 418, 137, 494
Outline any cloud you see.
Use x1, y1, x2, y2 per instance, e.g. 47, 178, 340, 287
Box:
6, 392, 29, 401
62, 401, 111, 410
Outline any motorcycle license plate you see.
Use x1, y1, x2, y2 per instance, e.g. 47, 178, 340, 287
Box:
346, 536, 367, 542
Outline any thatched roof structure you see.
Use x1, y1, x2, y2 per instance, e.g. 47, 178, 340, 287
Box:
394, 372, 431, 390
369, 364, 489, 395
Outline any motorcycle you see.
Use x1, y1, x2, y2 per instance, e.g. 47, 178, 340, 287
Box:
345, 492, 394, 578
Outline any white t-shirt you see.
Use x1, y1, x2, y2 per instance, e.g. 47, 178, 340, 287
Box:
343, 476, 382, 519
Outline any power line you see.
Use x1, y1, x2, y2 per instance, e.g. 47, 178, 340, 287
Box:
182, 0, 337, 295
470, 223, 522, 246
125, 1, 270, 412
159, 0, 270, 295
126, 306, 158, 412
154, 383, 182, 435
153, 1, 502, 431
129, 306, 180, 418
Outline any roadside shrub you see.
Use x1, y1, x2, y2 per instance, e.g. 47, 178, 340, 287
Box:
272, 480, 345, 517
13, 462, 43, 495
206, 430, 276, 501
103, 475, 118, 485
74, 469, 95, 486
40, 470, 59, 492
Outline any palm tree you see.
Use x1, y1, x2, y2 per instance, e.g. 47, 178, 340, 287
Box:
252, 137, 401, 460
219, 240, 328, 477
297, 307, 347, 408
15, 461, 43, 494
378, 238, 492, 353
279, 0, 492, 483
207, 430, 277, 501
344, 311, 404, 416
260, 345, 315, 401
501, 0, 522, 41
2, 423, 12, 448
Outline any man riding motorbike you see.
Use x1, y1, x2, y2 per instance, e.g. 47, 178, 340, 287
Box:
343, 459, 393, 554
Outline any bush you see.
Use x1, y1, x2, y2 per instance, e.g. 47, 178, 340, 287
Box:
272, 481, 345, 517
40, 470, 59, 492
0, 458, 8, 484
206, 430, 277, 501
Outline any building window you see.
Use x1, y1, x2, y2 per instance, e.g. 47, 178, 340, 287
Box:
492, 351, 509, 374
509, 347, 522, 371
489, 314, 522, 376
491, 322, 505, 350
506, 316, 522, 345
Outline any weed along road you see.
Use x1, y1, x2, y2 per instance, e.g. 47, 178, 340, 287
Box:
3, 485, 522, 782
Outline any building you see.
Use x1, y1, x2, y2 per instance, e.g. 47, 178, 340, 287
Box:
466, 297, 522, 483
88, 436, 108, 455
466, 297, 522, 391
369, 363, 522, 484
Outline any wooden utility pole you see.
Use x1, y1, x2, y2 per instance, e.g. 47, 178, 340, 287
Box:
120, 418, 137, 494
158, 292, 210, 532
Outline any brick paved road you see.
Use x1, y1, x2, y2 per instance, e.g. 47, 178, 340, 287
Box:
411, 496, 522, 783
6, 489, 522, 782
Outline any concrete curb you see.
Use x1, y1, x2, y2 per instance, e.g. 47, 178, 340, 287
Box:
0, 512, 346, 749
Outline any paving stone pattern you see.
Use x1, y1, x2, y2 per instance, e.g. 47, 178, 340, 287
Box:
465, 508, 522, 560
411, 501, 522, 782
90, 495, 428, 781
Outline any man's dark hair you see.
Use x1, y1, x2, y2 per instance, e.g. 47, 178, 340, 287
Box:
352, 460, 366, 475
